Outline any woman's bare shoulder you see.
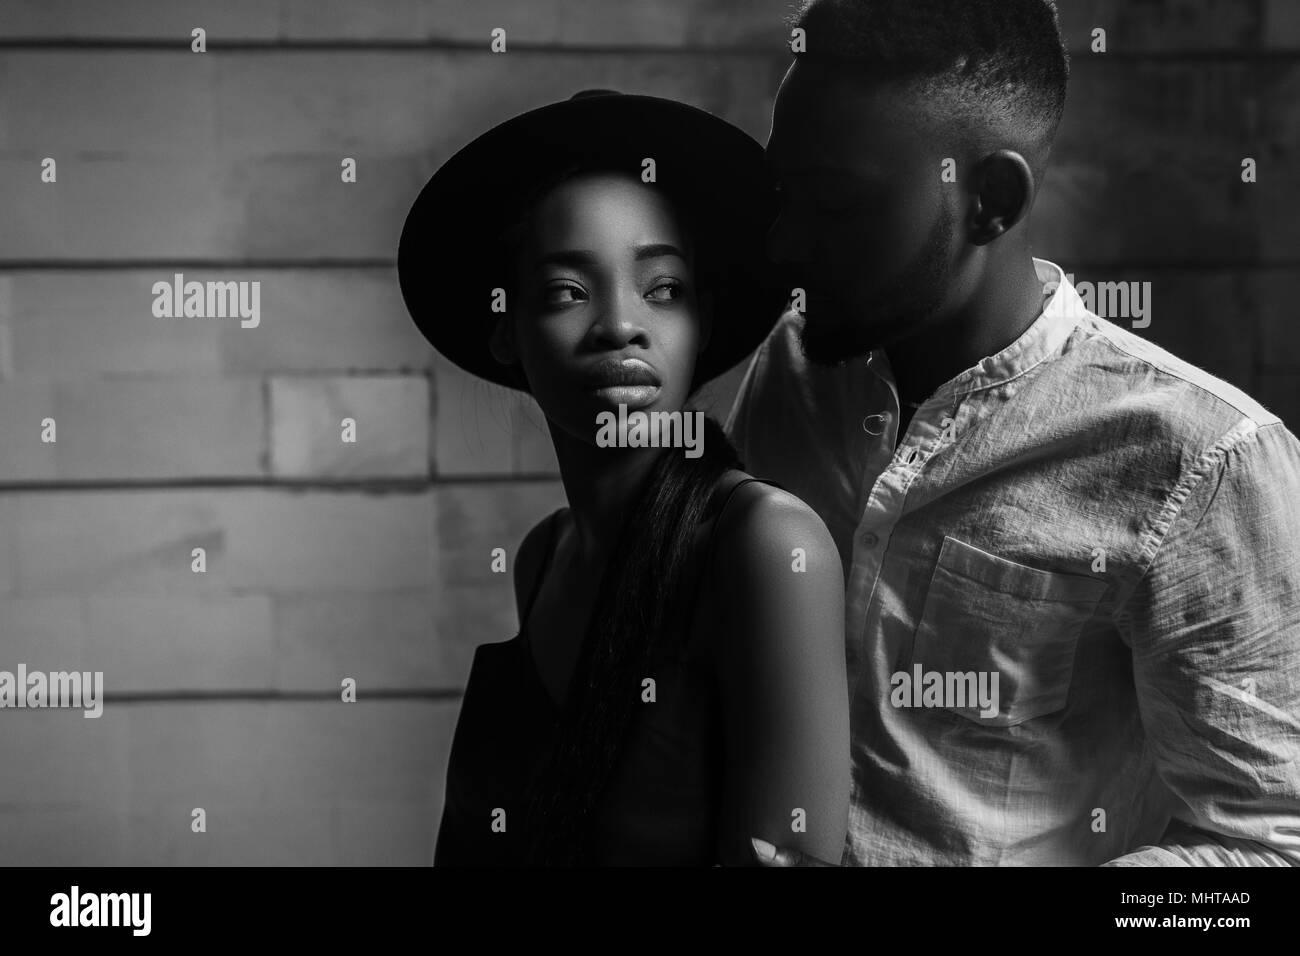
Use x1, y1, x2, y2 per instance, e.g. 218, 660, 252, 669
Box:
709, 471, 843, 586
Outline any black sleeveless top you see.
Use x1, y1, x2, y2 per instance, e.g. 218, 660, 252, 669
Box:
434, 474, 777, 866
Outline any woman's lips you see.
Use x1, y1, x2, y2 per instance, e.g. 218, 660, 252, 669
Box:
584, 358, 662, 409
590, 384, 662, 408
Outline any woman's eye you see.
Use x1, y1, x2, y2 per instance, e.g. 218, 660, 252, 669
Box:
542, 282, 586, 306
646, 280, 684, 302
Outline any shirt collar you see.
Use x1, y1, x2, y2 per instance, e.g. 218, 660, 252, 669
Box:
866, 258, 1084, 404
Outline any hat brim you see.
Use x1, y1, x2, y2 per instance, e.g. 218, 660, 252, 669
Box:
397, 93, 789, 393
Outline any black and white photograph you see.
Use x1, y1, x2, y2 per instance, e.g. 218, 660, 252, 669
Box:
1, 0, 1296, 939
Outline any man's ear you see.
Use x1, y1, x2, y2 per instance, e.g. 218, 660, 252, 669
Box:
489, 312, 519, 367
967, 150, 1035, 246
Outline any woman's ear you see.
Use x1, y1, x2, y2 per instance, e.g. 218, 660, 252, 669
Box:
489, 312, 519, 367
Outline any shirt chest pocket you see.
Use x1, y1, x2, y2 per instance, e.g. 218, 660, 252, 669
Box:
909, 535, 1107, 728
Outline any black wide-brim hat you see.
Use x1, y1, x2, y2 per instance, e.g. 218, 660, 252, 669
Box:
398, 90, 789, 393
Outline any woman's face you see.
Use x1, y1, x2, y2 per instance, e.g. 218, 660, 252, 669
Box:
501, 171, 707, 448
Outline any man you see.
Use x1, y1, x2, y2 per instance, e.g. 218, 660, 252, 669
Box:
730, 0, 1300, 865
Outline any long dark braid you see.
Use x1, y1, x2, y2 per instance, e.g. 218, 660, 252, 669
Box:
522, 415, 740, 864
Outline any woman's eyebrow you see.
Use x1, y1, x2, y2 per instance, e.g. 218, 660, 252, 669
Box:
633, 243, 686, 262
533, 249, 599, 270
532, 243, 686, 271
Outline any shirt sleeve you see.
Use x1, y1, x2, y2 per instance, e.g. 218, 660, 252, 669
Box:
1108, 420, 1300, 866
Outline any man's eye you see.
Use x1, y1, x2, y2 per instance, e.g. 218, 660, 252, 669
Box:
543, 282, 586, 305
647, 280, 684, 302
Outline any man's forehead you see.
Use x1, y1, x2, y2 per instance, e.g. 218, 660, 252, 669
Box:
773, 63, 871, 114
774, 61, 898, 119
767, 65, 934, 173
766, 108, 903, 180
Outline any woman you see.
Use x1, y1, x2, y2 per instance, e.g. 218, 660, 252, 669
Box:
399, 90, 849, 866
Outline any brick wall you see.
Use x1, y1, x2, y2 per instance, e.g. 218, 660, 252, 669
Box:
0, 0, 1295, 864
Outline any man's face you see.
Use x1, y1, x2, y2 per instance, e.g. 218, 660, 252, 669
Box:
766, 60, 959, 366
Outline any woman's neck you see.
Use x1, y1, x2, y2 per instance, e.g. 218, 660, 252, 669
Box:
548, 420, 666, 565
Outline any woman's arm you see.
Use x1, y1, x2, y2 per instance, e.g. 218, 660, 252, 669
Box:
709, 483, 850, 866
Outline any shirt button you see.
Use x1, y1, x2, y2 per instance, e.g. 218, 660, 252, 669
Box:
862, 532, 879, 548
862, 413, 888, 436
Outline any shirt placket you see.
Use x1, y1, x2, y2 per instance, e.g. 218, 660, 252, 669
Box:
844, 354, 961, 693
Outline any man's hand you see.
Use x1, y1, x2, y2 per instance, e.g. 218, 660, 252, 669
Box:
749, 837, 839, 867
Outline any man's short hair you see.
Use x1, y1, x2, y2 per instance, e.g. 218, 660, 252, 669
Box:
792, 0, 1070, 152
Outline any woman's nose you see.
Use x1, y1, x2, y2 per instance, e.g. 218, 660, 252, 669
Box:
590, 301, 650, 351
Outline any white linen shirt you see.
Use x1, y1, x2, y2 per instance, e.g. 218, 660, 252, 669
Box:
725, 258, 1300, 866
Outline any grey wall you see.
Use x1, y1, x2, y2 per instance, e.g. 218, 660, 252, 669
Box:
0, 0, 1295, 864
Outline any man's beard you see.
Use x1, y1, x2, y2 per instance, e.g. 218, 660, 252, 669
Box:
798, 206, 955, 367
